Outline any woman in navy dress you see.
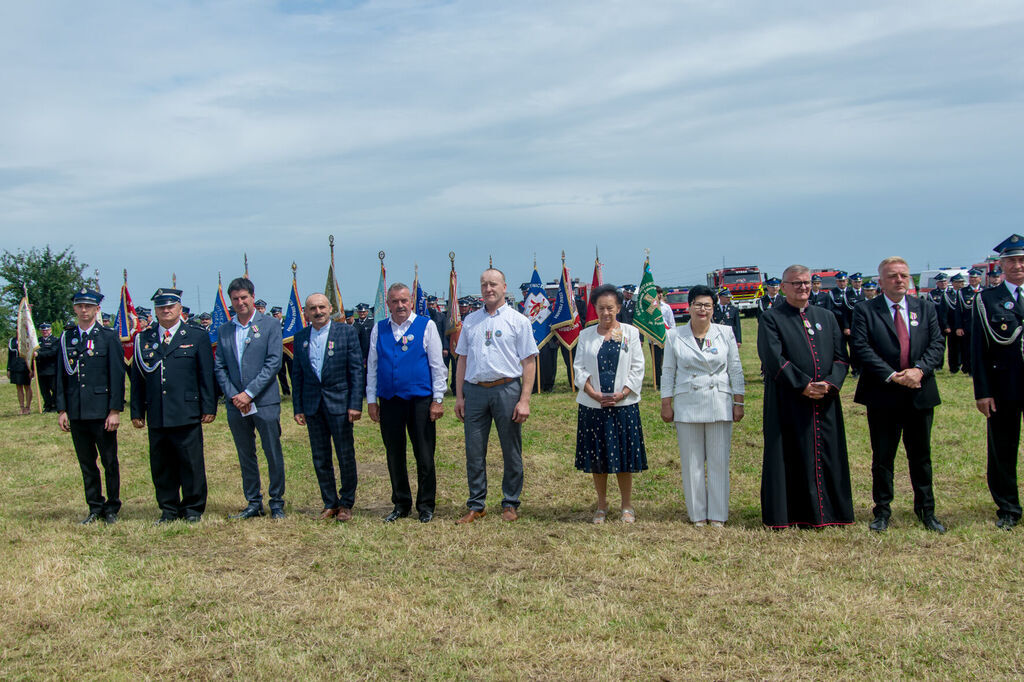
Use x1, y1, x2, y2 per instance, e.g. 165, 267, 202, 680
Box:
573, 284, 647, 523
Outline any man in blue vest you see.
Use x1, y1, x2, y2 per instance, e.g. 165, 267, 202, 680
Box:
367, 283, 447, 523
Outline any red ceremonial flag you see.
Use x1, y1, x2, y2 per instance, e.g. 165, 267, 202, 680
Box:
446, 252, 461, 350
113, 270, 142, 365
584, 250, 602, 327
552, 255, 581, 350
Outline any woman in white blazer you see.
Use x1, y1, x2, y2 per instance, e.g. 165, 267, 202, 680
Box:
660, 285, 745, 526
573, 284, 647, 524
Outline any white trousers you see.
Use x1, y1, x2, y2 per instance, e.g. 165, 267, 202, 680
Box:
675, 421, 732, 523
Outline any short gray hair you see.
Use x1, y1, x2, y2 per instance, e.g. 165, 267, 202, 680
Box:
781, 264, 809, 280
877, 256, 908, 274
387, 282, 411, 298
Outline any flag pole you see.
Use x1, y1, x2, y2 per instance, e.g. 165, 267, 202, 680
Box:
561, 250, 575, 389
23, 284, 43, 413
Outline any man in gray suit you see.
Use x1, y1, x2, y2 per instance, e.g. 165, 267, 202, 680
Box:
214, 277, 286, 519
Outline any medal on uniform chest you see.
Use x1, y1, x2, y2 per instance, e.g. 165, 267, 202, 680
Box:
808, 329, 815, 336
70, 337, 78, 345
1002, 324, 1009, 331
87, 339, 95, 356
252, 325, 260, 339
401, 333, 412, 351
1005, 301, 1015, 310
815, 322, 822, 330
485, 330, 493, 346
327, 340, 335, 357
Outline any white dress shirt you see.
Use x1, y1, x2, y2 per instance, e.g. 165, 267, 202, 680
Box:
455, 304, 539, 384
660, 301, 676, 329
159, 320, 181, 342
883, 294, 910, 334
1005, 280, 1023, 302
366, 312, 448, 402
308, 321, 331, 380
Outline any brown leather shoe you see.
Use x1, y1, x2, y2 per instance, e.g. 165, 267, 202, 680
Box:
456, 509, 486, 524
335, 507, 353, 522
501, 506, 519, 522
318, 507, 339, 520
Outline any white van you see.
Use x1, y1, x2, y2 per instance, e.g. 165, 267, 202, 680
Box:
918, 267, 970, 295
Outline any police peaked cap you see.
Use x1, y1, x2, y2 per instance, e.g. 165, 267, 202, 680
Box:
73, 288, 104, 305
151, 288, 183, 307
994, 234, 1024, 258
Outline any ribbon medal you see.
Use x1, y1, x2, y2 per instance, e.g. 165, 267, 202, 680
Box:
252, 325, 261, 339
803, 319, 811, 328
401, 333, 412, 351
87, 339, 95, 356
327, 340, 335, 357
485, 330, 493, 346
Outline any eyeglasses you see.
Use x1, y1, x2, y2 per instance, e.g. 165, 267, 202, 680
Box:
690, 303, 714, 310
783, 281, 812, 288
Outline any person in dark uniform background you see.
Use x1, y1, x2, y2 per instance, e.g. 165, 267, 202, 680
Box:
757, 277, 783, 317
973, 234, 1024, 529
56, 289, 126, 524
947, 273, 966, 373
987, 267, 1003, 289
131, 287, 217, 524
955, 269, 984, 376
270, 306, 292, 396
36, 322, 59, 412
862, 280, 879, 299
352, 303, 374, 395
829, 272, 848, 328
427, 295, 449, 390
928, 273, 953, 370
617, 284, 636, 325
255, 299, 268, 314
7, 332, 32, 415
807, 274, 833, 311
842, 273, 867, 376
713, 288, 742, 346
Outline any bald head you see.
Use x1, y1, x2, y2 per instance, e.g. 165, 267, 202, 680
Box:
304, 293, 332, 329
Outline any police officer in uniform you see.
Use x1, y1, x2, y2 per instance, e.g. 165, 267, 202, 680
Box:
131, 288, 217, 523
616, 284, 637, 325
807, 274, 833, 311
56, 289, 126, 524
829, 272, 848, 327
713, 288, 742, 345
842, 273, 867, 375
255, 299, 268, 314
757, 277, 783, 317
956, 269, 984, 376
36, 322, 59, 412
973, 235, 1024, 528
987, 267, 1003, 289
928, 273, 953, 369
862, 280, 879, 300
427, 295, 449, 378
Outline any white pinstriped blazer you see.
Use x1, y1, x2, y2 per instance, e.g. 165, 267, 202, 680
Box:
660, 323, 744, 423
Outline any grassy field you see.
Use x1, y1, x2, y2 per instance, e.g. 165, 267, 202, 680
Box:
2, 318, 1023, 679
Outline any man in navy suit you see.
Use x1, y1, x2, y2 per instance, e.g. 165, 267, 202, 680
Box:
214, 277, 286, 520
292, 293, 364, 522
851, 257, 946, 533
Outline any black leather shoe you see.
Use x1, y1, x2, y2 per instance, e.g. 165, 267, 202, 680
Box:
183, 514, 202, 523
997, 514, 1019, 530
869, 516, 889, 532
920, 514, 946, 534
103, 512, 118, 525
80, 512, 101, 525
384, 508, 410, 523
270, 508, 286, 520
419, 510, 434, 523
155, 514, 178, 525
229, 506, 265, 520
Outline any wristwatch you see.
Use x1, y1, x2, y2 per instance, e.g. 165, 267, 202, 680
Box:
434, 398, 443, 404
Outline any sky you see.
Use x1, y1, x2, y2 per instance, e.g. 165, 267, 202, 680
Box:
2, 0, 1023, 311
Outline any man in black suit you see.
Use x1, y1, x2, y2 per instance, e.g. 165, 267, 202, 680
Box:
292, 293, 364, 522
851, 257, 946, 533
973, 234, 1024, 529
56, 289, 126, 524
617, 284, 636, 325
712, 288, 742, 346
131, 288, 217, 524
352, 303, 374, 394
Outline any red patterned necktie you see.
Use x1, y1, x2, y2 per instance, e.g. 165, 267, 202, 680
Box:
893, 303, 910, 370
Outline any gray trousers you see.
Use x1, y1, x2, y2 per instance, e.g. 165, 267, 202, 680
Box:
227, 403, 285, 510
463, 380, 523, 511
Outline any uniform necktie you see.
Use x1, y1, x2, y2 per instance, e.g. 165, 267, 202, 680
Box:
1016, 286, 1023, 312
893, 303, 910, 370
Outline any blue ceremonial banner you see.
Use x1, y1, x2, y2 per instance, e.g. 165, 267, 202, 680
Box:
373, 262, 388, 322
282, 277, 306, 358
549, 259, 581, 349
210, 281, 232, 346
415, 280, 428, 317
525, 266, 553, 348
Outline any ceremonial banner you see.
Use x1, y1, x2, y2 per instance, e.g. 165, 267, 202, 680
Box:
413, 268, 429, 317
113, 276, 141, 364
446, 253, 461, 351
373, 259, 388, 323
584, 253, 602, 327
525, 266, 553, 348
210, 279, 232, 347
17, 289, 41, 413
632, 256, 666, 347
550, 256, 581, 350
325, 240, 346, 323
282, 276, 306, 358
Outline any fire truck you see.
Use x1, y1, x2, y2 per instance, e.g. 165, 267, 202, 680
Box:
706, 266, 764, 316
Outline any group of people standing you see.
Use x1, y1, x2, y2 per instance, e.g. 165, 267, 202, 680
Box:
39, 234, 1024, 532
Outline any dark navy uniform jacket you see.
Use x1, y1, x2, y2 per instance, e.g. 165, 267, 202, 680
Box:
130, 323, 217, 428
55, 325, 125, 420
713, 303, 742, 343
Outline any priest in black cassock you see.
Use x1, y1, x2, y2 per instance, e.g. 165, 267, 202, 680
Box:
757, 264, 854, 529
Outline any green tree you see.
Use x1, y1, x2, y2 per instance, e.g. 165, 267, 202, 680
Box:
0, 246, 97, 332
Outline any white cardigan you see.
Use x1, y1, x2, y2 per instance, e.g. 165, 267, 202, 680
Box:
573, 323, 645, 408
660, 323, 744, 423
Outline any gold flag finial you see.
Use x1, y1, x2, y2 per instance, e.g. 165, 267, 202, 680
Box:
561, 250, 566, 263
94, 269, 101, 292
291, 261, 297, 281
218, 271, 222, 286
378, 250, 386, 264
244, 253, 249, 278
489, 254, 493, 268
329, 235, 336, 267
122, 268, 128, 285
172, 272, 176, 288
